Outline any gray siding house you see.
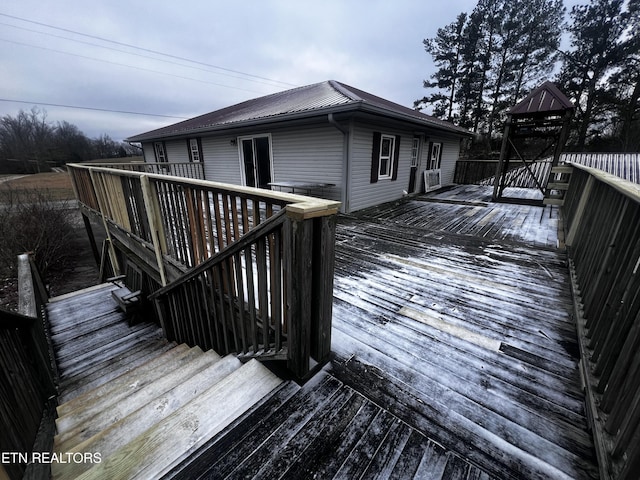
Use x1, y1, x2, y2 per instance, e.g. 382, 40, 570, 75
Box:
127, 80, 471, 213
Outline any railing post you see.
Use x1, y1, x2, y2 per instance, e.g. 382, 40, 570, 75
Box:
140, 175, 168, 286
284, 212, 313, 378
310, 214, 336, 364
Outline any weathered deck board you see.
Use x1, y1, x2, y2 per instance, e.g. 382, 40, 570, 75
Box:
172, 370, 490, 480
45, 185, 598, 479
47, 283, 170, 404
330, 186, 598, 480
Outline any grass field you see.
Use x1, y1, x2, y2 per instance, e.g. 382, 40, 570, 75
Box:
0, 172, 76, 201
0, 157, 143, 202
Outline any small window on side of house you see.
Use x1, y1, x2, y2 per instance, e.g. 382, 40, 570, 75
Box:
410, 137, 420, 167
189, 138, 202, 162
378, 135, 395, 179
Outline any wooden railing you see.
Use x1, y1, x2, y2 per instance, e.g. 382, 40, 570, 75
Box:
563, 163, 640, 480
151, 210, 289, 361
0, 254, 57, 480
84, 161, 205, 180
455, 158, 553, 188
67, 164, 340, 378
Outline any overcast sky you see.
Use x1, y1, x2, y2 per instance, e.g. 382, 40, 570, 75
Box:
1, 0, 579, 142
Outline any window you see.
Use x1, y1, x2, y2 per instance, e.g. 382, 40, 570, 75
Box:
370, 132, 401, 183
154, 142, 167, 162
428, 142, 443, 170
410, 137, 420, 167
379, 135, 395, 178
188, 138, 202, 162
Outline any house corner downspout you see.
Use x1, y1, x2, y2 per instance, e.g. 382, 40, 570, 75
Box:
328, 113, 351, 213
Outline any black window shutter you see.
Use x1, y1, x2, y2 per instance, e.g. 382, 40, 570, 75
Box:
197, 138, 203, 162
371, 132, 381, 183
391, 135, 401, 180
163, 141, 168, 162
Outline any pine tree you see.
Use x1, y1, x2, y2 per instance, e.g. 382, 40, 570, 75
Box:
557, 0, 626, 150
415, 13, 467, 123
417, 0, 564, 147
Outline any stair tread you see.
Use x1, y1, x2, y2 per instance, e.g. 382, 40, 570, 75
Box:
54, 320, 154, 365
58, 338, 175, 404
546, 183, 570, 190
70, 359, 283, 480
52, 355, 244, 479
56, 324, 164, 376
208, 371, 344, 478
56, 346, 211, 437
56, 343, 190, 418
550, 166, 573, 174
50, 310, 127, 345
48, 283, 117, 304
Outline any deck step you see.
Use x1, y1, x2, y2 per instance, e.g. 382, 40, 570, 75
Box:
57, 337, 175, 402
52, 359, 283, 480
48, 284, 285, 480
167, 369, 494, 480
55, 345, 207, 437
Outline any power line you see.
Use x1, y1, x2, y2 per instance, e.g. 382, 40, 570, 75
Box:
0, 98, 189, 119
0, 38, 266, 94
0, 12, 297, 88
0, 21, 292, 89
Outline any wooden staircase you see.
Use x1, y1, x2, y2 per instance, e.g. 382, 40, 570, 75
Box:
47, 284, 283, 480
44, 283, 492, 479
543, 165, 573, 206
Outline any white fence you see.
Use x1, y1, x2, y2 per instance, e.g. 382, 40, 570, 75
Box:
562, 153, 640, 185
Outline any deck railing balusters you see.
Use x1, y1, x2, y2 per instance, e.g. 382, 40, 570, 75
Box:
565, 163, 640, 480
68, 163, 339, 378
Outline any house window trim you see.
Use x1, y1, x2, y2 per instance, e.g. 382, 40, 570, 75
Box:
410, 137, 420, 168
378, 134, 396, 180
188, 138, 203, 162
429, 142, 443, 170
370, 132, 401, 184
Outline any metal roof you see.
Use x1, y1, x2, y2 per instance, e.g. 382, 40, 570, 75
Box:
510, 81, 574, 116
126, 80, 471, 142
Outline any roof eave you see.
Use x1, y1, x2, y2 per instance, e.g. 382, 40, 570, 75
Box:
126, 102, 471, 142
357, 103, 472, 137
125, 104, 358, 142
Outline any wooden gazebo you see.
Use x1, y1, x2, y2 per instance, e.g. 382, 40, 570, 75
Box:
492, 81, 574, 203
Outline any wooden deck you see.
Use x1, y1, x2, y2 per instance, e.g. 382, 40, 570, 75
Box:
44, 185, 597, 479
328, 185, 597, 479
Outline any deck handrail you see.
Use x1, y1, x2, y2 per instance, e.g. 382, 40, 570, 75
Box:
0, 254, 56, 480
82, 161, 205, 180
563, 162, 640, 480
150, 209, 290, 364
67, 163, 340, 378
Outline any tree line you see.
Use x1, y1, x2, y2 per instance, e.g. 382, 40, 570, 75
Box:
416, 0, 639, 155
0, 108, 140, 174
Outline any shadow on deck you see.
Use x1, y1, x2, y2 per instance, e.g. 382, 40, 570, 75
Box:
47, 185, 596, 479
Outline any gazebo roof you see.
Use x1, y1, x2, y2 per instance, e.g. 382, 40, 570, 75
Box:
510, 81, 574, 117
